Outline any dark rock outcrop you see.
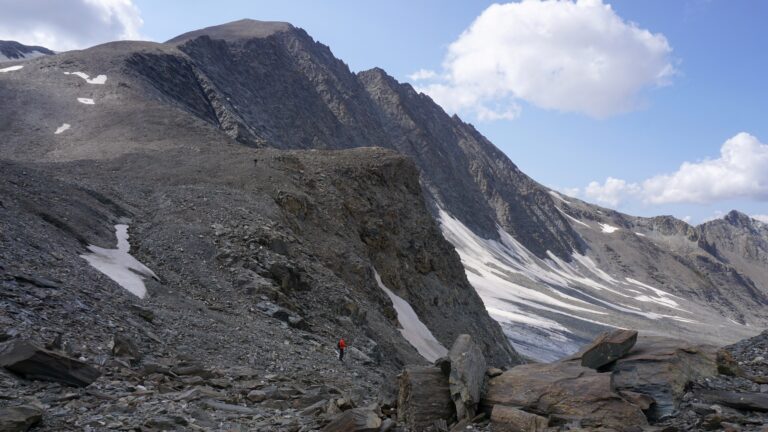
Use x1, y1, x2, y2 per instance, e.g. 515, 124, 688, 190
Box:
0, 405, 43, 432
0, 339, 100, 387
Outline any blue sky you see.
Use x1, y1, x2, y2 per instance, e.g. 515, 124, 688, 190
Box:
2, 0, 766, 223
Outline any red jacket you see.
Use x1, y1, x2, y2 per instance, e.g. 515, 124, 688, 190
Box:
338, 339, 347, 349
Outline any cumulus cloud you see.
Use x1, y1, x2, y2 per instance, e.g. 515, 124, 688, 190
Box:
579, 133, 768, 207
408, 69, 437, 81
0, 0, 144, 51
414, 0, 675, 121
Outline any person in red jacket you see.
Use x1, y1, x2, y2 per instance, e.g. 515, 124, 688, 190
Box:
337, 338, 347, 362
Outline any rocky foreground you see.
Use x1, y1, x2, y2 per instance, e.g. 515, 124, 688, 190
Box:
1, 327, 767, 431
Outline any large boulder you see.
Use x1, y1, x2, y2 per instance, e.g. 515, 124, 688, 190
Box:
321, 408, 381, 432
696, 390, 768, 412
579, 329, 637, 369
397, 366, 454, 430
447, 334, 486, 420
0, 339, 101, 387
0, 405, 43, 432
490, 405, 548, 432
607, 336, 717, 421
484, 361, 647, 430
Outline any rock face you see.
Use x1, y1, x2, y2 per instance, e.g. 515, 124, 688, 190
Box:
0, 339, 100, 387
0, 405, 43, 432
447, 334, 486, 420
607, 336, 718, 420
397, 366, 454, 429
579, 329, 638, 369
484, 361, 647, 429
490, 405, 548, 432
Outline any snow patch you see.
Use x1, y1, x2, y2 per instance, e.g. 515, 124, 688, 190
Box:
557, 208, 591, 228
64, 71, 107, 84
635, 232, 646, 237
599, 223, 619, 233
0, 65, 23, 73
80, 224, 158, 298
374, 269, 447, 362
549, 190, 572, 204
77, 98, 95, 105
54, 123, 70, 134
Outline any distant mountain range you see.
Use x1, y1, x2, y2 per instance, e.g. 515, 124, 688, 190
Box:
0, 40, 54, 62
0, 20, 765, 362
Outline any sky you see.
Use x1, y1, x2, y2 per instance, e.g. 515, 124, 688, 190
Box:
1, 0, 766, 224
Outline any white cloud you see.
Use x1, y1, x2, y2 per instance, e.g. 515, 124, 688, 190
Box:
408, 69, 437, 81
583, 177, 640, 207
752, 214, 768, 224
579, 133, 768, 207
0, 0, 144, 51
414, 0, 675, 120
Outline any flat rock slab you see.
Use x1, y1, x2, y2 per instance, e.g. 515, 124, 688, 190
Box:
580, 329, 637, 369
0, 405, 43, 432
0, 339, 100, 387
398, 366, 454, 430
447, 334, 486, 420
607, 336, 717, 421
321, 408, 382, 432
697, 390, 768, 412
490, 405, 547, 432
484, 361, 646, 430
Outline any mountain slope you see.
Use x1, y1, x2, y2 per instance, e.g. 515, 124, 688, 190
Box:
0, 19, 765, 362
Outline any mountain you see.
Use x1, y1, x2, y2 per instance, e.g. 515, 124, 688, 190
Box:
0, 40, 54, 62
0, 18, 765, 369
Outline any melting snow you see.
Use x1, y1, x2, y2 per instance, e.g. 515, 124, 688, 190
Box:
77, 98, 95, 105
64, 71, 107, 84
54, 123, 70, 134
374, 269, 447, 361
0, 65, 23, 72
557, 208, 591, 229
599, 223, 619, 233
80, 224, 157, 298
549, 191, 572, 204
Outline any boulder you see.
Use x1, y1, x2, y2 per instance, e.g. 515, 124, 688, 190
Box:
255, 301, 309, 330
398, 366, 454, 430
447, 334, 486, 420
607, 336, 717, 420
111, 333, 141, 360
0, 339, 100, 387
490, 405, 548, 432
484, 361, 646, 430
321, 408, 381, 432
0, 405, 43, 432
579, 329, 637, 369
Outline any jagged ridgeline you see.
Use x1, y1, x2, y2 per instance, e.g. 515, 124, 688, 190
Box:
1, 19, 767, 431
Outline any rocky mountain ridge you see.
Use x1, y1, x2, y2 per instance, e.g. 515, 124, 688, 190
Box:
0, 41, 53, 63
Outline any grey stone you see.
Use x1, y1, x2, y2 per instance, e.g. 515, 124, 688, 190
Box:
0, 339, 100, 387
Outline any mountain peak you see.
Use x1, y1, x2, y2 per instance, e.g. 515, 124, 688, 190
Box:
723, 209, 753, 227
0, 40, 54, 62
166, 19, 295, 44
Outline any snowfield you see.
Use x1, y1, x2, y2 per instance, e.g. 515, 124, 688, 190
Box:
77, 98, 95, 105
438, 209, 712, 361
374, 269, 448, 362
80, 224, 158, 298
0, 65, 23, 72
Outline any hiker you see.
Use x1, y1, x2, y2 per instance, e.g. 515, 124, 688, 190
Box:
338, 338, 347, 362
